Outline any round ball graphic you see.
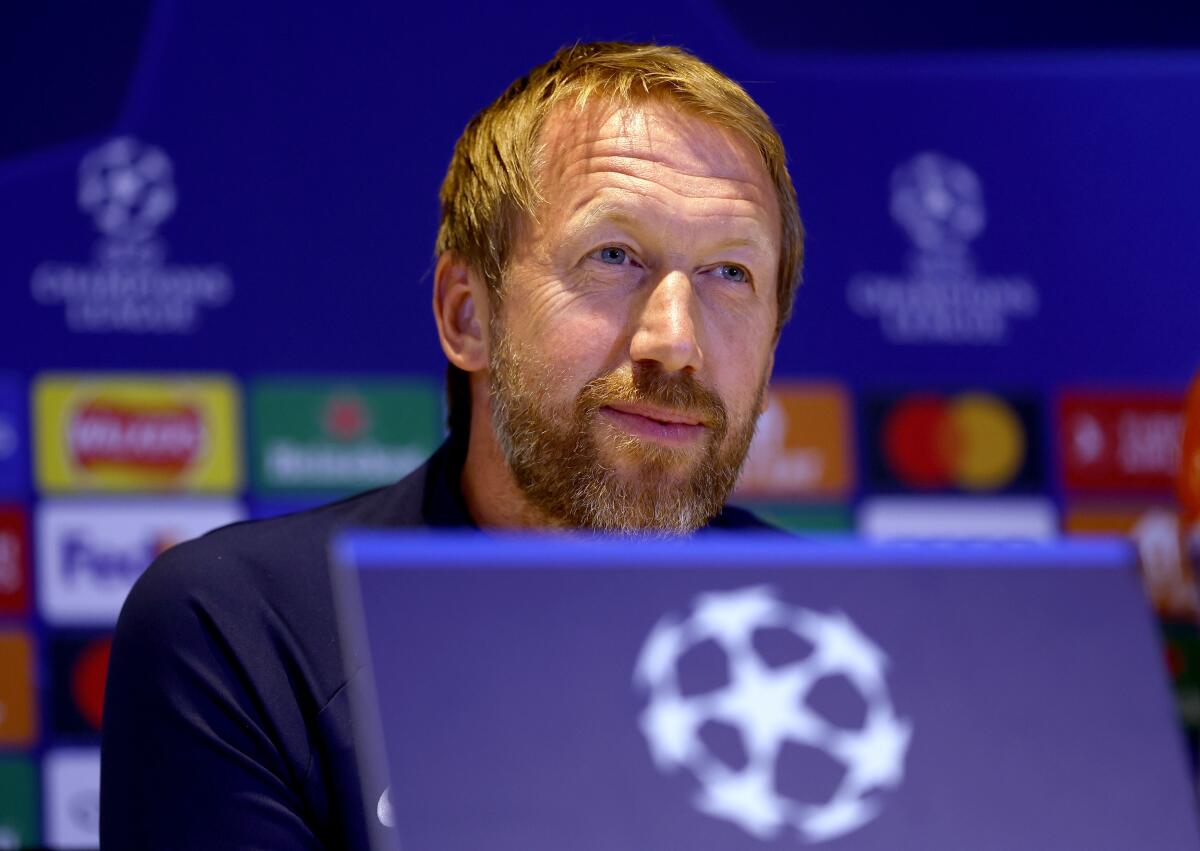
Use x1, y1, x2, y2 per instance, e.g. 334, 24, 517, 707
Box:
77, 136, 176, 240
634, 586, 912, 843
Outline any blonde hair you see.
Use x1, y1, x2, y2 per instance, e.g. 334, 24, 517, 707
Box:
437, 41, 804, 430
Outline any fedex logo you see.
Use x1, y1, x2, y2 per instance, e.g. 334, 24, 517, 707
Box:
37, 499, 242, 625
60, 531, 175, 582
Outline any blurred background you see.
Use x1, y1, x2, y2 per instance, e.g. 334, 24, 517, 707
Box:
1, 0, 1199, 846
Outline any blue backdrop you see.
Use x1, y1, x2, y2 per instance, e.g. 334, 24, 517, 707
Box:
1, 1, 1197, 386
1, 2, 1199, 847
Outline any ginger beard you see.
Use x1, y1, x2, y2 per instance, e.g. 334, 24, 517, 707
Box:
488, 320, 766, 534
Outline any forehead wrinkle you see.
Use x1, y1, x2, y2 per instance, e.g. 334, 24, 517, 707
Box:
533, 102, 782, 258
567, 192, 776, 248
563, 172, 777, 236
561, 168, 777, 234
602, 107, 756, 176
539, 101, 770, 190
557, 150, 771, 199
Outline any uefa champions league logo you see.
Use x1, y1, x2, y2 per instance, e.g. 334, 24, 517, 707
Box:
634, 586, 912, 844
846, 151, 1038, 345
889, 152, 985, 255
30, 136, 232, 334
77, 137, 178, 242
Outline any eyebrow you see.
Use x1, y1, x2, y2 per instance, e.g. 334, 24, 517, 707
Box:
567, 201, 638, 233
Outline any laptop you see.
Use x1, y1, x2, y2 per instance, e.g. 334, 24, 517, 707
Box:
331, 533, 1200, 851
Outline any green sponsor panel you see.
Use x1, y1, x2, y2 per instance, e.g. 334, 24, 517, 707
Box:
251, 378, 442, 497
0, 757, 37, 847
735, 503, 854, 534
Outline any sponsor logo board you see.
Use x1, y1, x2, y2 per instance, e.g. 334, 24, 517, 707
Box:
858, 496, 1058, 540
30, 137, 233, 334
250, 378, 440, 495
1065, 503, 1197, 621
0, 507, 30, 617
847, 152, 1038, 345
736, 383, 854, 500
36, 498, 243, 625
0, 757, 38, 848
48, 633, 112, 736
0, 376, 26, 496
34, 374, 241, 492
864, 391, 1043, 493
0, 631, 36, 747
1059, 391, 1184, 496
42, 748, 100, 850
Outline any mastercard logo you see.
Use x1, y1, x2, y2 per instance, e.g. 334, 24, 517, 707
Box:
50, 634, 111, 735
881, 393, 1027, 491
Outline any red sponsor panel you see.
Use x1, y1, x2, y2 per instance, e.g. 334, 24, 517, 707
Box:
1058, 391, 1185, 495
1181, 374, 1200, 526
0, 506, 30, 616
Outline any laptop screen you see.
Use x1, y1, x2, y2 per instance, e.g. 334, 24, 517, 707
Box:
332, 534, 1198, 851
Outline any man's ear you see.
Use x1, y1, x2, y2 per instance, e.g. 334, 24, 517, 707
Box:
433, 253, 489, 373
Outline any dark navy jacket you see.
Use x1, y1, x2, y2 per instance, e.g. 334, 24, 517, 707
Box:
100, 438, 773, 849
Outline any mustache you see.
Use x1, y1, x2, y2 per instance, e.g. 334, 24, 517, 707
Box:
576, 365, 728, 433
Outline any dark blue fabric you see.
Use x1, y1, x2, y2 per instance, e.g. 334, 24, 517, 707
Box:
100, 440, 771, 849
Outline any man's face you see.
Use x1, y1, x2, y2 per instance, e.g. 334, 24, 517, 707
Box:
488, 99, 781, 533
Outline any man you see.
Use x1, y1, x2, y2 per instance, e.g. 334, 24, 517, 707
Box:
100, 41, 803, 849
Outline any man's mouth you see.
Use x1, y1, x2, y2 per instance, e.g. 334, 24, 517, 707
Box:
600, 402, 708, 444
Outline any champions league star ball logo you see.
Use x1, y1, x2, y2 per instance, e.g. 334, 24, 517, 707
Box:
846, 150, 1038, 345
77, 137, 177, 242
30, 136, 232, 334
634, 586, 912, 844
889, 152, 985, 255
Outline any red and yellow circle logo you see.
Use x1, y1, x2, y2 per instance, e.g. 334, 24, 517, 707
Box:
882, 393, 1026, 491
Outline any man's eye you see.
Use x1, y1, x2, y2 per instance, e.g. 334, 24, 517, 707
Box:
596, 246, 628, 265
717, 264, 749, 283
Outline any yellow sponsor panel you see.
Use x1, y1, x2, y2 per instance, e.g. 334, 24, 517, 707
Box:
34, 374, 242, 492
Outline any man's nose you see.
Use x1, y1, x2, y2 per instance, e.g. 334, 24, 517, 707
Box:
629, 271, 703, 374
